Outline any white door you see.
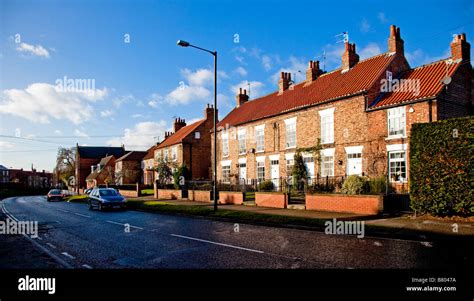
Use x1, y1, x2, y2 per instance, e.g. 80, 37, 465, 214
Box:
303, 157, 315, 184
347, 153, 362, 175
239, 163, 247, 184
270, 160, 279, 190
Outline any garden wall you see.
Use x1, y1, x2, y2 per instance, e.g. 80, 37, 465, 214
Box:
306, 194, 383, 215
255, 192, 287, 208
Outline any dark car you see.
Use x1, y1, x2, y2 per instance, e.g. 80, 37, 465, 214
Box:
47, 189, 65, 202
88, 188, 126, 211
84, 188, 92, 195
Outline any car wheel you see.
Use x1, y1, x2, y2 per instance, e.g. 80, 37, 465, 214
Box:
98, 203, 102, 211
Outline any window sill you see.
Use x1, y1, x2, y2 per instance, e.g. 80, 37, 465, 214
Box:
385, 135, 407, 141
238, 152, 247, 156
285, 146, 296, 150
255, 150, 265, 154
320, 141, 334, 145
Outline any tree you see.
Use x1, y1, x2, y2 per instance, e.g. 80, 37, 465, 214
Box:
292, 151, 308, 189
54, 147, 76, 187
173, 164, 190, 189
154, 158, 173, 186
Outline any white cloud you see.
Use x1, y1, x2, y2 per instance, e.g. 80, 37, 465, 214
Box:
16, 42, 50, 58
112, 94, 134, 108
148, 93, 163, 108
54, 130, 62, 135
322, 44, 345, 70
0, 141, 15, 150
132, 114, 143, 118
181, 68, 213, 86
107, 121, 167, 150
165, 85, 210, 106
270, 56, 307, 84
262, 55, 272, 71
231, 81, 265, 99
359, 43, 382, 60
234, 66, 247, 76
378, 12, 388, 24
406, 48, 450, 67
100, 109, 113, 117
74, 129, 89, 138
0, 83, 108, 124
360, 18, 371, 33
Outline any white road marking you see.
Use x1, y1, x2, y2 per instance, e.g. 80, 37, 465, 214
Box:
74, 213, 91, 218
106, 220, 143, 230
46, 243, 56, 249
373, 241, 383, 247
170, 233, 265, 254
82, 264, 93, 269
421, 241, 433, 248
57, 209, 69, 213
61, 252, 76, 259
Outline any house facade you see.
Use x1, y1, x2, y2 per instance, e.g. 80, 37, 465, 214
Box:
142, 144, 159, 185
154, 104, 216, 181
214, 26, 472, 190
115, 151, 147, 185
75, 145, 126, 192
8, 168, 53, 189
85, 155, 116, 188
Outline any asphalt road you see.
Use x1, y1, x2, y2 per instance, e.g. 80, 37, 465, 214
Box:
1, 196, 472, 269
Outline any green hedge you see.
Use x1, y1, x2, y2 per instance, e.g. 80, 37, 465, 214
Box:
409, 116, 473, 217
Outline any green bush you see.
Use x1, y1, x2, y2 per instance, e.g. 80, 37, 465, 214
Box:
258, 180, 274, 191
173, 164, 190, 189
341, 175, 367, 195
410, 116, 473, 217
367, 176, 386, 194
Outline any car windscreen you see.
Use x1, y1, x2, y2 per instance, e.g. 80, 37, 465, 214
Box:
49, 190, 61, 194
99, 189, 118, 197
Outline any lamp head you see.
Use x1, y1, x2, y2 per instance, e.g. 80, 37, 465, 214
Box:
177, 40, 190, 47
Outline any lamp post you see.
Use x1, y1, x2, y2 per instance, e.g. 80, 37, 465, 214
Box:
177, 40, 218, 211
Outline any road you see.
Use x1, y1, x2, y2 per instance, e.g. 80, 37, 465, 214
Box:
1, 195, 472, 269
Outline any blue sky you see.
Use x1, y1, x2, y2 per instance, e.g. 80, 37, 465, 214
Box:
0, 0, 473, 171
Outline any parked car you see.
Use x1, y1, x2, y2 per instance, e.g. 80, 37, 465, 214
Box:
84, 188, 92, 195
47, 189, 66, 202
88, 188, 126, 211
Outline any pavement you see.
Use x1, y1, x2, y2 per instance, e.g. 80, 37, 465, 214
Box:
131, 196, 474, 237
1, 195, 473, 269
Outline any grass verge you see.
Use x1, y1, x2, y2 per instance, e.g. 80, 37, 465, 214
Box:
140, 189, 154, 196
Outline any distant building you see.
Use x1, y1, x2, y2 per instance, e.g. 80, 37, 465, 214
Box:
85, 155, 116, 189
8, 167, 52, 189
142, 144, 160, 185
75, 145, 126, 192
115, 151, 147, 185
0, 165, 9, 183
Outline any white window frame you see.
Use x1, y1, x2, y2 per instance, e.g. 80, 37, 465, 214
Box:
238, 129, 246, 155
320, 148, 335, 177
163, 149, 169, 161
284, 117, 297, 149
388, 151, 407, 183
319, 108, 335, 144
255, 125, 265, 153
387, 107, 406, 138
256, 156, 265, 183
221, 133, 229, 158
171, 146, 178, 161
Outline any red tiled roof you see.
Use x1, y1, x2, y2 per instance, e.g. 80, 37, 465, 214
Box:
218, 52, 397, 128
157, 119, 206, 149
143, 144, 158, 160
370, 58, 462, 108
116, 151, 147, 162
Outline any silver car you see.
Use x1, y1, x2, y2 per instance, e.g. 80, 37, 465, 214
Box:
88, 188, 126, 211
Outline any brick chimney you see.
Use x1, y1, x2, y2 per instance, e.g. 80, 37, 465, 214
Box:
388, 25, 404, 54
306, 60, 323, 83
451, 33, 470, 62
278, 72, 291, 94
342, 42, 359, 71
164, 131, 173, 139
236, 88, 249, 107
204, 103, 217, 120
173, 118, 186, 132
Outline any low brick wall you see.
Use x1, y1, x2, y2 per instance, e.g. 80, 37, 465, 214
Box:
190, 190, 212, 202
118, 189, 139, 198
255, 192, 287, 209
218, 191, 244, 205
306, 193, 383, 215
157, 189, 182, 200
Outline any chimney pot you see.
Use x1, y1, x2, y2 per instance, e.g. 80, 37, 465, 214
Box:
236, 87, 249, 107
306, 60, 323, 82
278, 72, 291, 94
342, 42, 359, 70
451, 33, 470, 61
388, 25, 404, 54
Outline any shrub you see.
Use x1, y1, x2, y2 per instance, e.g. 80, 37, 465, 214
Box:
367, 176, 386, 194
341, 175, 367, 195
410, 116, 473, 217
258, 180, 274, 191
173, 164, 190, 189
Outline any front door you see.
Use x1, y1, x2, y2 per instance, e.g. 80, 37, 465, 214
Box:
347, 153, 362, 175
239, 163, 247, 184
270, 160, 279, 190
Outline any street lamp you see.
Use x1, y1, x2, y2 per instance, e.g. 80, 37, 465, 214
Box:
177, 39, 219, 211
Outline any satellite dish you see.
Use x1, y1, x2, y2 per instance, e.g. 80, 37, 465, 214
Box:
441, 76, 452, 85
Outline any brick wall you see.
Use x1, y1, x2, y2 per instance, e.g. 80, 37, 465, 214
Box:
218, 191, 244, 205
255, 192, 287, 208
306, 193, 383, 215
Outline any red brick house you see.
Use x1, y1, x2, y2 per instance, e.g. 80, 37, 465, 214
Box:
85, 155, 116, 189
115, 151, 147, 185
154, 104, 216, 180
8, 167, 52, 189
75, 145, 126, 192
214, 25, 472, 191
142, 144, 159, 185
